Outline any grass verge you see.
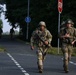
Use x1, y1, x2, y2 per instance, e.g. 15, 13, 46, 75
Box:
0, 46, 6, 52
47, 47, 76, 56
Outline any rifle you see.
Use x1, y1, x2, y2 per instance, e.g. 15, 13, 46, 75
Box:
36, 33, 51, 48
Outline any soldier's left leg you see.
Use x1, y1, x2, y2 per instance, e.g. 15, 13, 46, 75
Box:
37, 50, 43, 73
42, 48, 47, 62
62, 45, 69, 73
68, 45, 73, 62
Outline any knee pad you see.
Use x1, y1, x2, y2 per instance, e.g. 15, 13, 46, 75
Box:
38, 60, 43, 66
38, 52, 43, 60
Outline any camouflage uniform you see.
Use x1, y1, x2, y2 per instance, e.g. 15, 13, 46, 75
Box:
31, 22, 52, 73
60, 19, 76, 73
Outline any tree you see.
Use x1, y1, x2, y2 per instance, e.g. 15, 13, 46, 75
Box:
5, 0, 76, 46
0, 0, 5, 4
61, 0, 76, 27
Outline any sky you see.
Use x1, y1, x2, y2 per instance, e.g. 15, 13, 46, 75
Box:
0, 4, 19, 32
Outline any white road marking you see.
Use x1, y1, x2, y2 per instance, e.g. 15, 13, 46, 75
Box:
69, 61, 76, 65
7, 53, 30, 75
62, 58, 76, 66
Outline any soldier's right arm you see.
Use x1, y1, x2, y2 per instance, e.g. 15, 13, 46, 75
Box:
71, 28, 76, 45
30, 31, 36, 47
74, 28, 76, 40
72, 28, 76, 44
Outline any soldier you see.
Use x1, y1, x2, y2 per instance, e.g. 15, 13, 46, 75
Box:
0, 19, 3, 38
10, 28, 15, 39
0, 28, 3, 38
59, 19, 76, 73
30, 21, 52, 73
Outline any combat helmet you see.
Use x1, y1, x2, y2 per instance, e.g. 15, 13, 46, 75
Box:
65, 19, 74, 25
39, 21, 46, 27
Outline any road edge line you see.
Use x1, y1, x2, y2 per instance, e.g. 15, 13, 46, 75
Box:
7, 53, 30, 75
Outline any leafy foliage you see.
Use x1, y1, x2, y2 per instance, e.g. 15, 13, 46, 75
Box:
0, 0, 5, 4
5, 0, 76, 46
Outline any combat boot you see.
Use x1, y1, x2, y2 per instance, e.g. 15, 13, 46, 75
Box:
39, 69, 43, 73
63, 64, 69, 73
38, 65, 43, 73
37, 62, 43, 73
64, 68, 69, 73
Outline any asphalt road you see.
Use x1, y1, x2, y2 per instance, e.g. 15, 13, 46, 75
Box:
0, 36, 76, 75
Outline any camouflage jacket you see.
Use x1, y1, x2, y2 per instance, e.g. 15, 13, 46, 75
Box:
30, 28, 52, 47
60, 27, 76, 44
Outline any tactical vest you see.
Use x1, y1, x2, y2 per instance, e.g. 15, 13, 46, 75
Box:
62, 27, 75, 44
34, 28, 49, 47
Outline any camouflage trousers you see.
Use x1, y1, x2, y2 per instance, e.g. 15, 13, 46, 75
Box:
36, 47, 47, 71
61, 44, 73, 71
